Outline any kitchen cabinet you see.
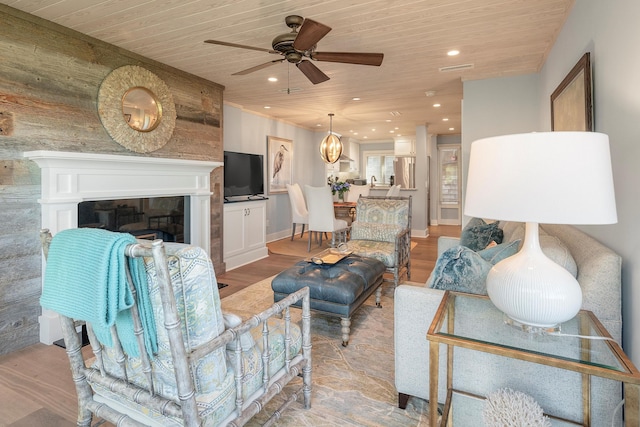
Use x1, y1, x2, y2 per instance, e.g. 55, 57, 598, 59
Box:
394, 137, 416, 156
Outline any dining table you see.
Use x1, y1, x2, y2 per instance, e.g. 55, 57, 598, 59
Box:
333, 201, 357, 225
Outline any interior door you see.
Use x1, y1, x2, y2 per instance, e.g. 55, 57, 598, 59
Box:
437, 145, 461, 225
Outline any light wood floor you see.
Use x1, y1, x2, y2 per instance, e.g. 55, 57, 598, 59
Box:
0, 225, 460, 426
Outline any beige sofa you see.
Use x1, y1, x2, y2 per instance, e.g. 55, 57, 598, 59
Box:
394, 222, 622, 425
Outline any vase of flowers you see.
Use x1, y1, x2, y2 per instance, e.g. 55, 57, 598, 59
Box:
330, 178, 351, 201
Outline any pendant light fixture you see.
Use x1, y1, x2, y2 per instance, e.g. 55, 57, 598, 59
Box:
319, 113, 343, 164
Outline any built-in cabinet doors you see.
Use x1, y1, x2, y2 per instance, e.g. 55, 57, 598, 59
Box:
437, 145, 461, 225
223, 200, 267, 270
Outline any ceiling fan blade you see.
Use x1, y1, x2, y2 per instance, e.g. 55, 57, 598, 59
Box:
204, 39, 277, 54
232, 59, 285, 76
293, 19, 332, 51
312, 52, 384, 66
296, 61, 330, 84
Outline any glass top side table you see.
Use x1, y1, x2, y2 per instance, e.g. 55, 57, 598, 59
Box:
426, 291, 640, 426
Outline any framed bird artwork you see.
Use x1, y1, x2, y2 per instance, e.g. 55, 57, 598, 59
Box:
267, 136, 293, 194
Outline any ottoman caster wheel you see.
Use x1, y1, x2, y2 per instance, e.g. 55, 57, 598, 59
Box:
376, 302, 382, 308
342, 341, 349, 347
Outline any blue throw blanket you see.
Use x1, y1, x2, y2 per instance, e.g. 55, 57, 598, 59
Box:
40, 228, 157, 358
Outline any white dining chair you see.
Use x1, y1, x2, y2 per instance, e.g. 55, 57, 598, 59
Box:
286, 183, 309, 240
386, 185, 401, 197
304, 185, 349, 251
345, 184, 370, 203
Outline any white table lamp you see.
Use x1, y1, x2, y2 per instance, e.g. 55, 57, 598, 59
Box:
465, 132, 617, 329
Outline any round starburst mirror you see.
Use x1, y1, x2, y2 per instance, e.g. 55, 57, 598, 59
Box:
98, 65, 176, 153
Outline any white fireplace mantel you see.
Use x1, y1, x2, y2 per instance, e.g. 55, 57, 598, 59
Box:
24, 150, 222, 344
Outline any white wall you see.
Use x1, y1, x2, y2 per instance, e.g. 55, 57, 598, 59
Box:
462, 0, 640, 365
461, 73, 541, 224
538, 0, 640, 365
223, 104, 325, 240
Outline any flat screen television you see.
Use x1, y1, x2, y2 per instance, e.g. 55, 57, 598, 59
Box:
224, 151, 265, 199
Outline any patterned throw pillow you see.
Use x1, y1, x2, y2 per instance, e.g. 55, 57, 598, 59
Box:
427, 241, 520, 295
428, 246, 491, 294
460, 218, 504, 251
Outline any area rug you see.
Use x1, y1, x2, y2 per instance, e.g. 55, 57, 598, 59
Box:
268, 237, 418, 258
221, 276, 432, 426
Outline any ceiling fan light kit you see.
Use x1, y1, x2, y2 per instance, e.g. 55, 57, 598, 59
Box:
205, 15, 384, 84
320, 113, 343, 164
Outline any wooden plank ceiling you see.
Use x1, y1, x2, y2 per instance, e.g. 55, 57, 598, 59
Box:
2, 0, 574, 139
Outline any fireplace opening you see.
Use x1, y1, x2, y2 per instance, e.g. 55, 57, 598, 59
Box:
78, 196, 190, 243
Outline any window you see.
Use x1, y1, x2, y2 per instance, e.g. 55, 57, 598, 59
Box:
364, 150, 395, 185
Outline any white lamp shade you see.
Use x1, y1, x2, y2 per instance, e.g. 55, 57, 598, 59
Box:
465, 131, 617, 224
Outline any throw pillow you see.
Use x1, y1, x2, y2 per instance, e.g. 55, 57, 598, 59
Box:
460, 218, 504, 251
351, 222, 404, 243
540, 235, 578, 277
222, 312, 255, 351
428, 246, 493, 295
427, 241, 520, 295
497, 224, 578, 277
501, 221, 523, 243
478, 240, 521, 264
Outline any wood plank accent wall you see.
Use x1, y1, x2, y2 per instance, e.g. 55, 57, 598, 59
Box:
0, 5, 225, 355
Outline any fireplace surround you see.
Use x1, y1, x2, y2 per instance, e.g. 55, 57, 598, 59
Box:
24, 150, 222, 344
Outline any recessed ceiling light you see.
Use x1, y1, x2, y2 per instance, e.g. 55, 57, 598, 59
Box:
425, 90, 436, 97
449, 127, 455, 131
352, 97, 361, 101
354, 132, 358, 135
316, 123, 322, 127
443, 118, 449, 121
389, 130, 395, 134
433, 103, 441, 107
385, 119, 392, 122
363, 136, 368, 139
395, 127, 399, 130
268, 77, 278, 82
371, 128, 376, 131
448, 50, 460, 56
264, 106, 271, 109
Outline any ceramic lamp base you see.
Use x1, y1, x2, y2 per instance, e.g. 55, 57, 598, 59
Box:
486, 222, 582, 329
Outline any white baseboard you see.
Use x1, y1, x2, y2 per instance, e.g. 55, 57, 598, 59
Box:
411, 228, 429, 238
224, 247, 269, 271
267, 229, 291, 243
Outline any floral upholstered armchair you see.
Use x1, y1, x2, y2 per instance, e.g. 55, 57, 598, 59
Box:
39, 228, 311, 427
346, 196, 412, 286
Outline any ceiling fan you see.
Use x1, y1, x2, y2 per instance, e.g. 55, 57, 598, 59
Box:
204, 15, 384, 84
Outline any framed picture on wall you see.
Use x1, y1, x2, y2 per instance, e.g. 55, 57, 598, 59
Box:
550, 52, 593, 131
267, 136, 293, 194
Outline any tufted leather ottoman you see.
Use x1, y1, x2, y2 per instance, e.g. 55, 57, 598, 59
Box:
271, 255, 386, 346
